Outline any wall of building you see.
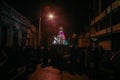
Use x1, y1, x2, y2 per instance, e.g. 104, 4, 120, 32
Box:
0, 2, 39, 49
89, 0, 120, 51
99, 40, 111, 50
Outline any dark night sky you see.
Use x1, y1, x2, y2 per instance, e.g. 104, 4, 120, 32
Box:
4, 0, 90, 35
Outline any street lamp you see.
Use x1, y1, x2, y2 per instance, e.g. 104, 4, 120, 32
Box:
38, 13, 54, 46
48, 13, 54, 20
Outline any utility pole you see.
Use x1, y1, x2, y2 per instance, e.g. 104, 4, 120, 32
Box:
99, 0, 101, 14
39, 17, 41, 47
110, 4, 112, 52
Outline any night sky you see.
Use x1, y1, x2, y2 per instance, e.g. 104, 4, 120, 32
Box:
4, 0, 90, 35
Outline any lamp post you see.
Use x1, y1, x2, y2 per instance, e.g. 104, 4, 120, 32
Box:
38, 13, 54, 46
39, 17, 41, 46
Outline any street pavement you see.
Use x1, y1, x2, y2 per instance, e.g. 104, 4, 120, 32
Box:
28, 64, 90, 80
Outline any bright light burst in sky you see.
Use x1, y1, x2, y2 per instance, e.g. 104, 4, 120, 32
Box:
48, 14, 54, 19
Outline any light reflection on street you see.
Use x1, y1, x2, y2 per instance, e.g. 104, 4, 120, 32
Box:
28, 64, 89, 80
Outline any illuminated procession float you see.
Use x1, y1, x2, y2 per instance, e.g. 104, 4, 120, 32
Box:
52, 27, 68, 45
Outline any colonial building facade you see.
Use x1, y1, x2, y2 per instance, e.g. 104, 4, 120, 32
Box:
89, 0, 120, 51
0, 2, 39, 49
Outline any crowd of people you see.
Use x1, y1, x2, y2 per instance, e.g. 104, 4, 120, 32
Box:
0, 44, 120, 80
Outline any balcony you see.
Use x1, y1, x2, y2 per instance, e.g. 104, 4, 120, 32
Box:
90, 0, 120, 26
91, 23, 120, 37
